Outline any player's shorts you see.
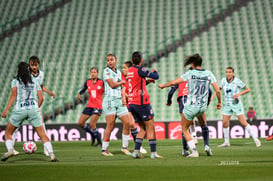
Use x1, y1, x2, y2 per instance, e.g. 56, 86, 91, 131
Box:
128, 104, 154, 122
10, 108, 43, 128
82, 107, 102, 116
222, 102, 244, 116
178, 96, 188, 113
183, 105, 206, 121
102, 97, 128, 118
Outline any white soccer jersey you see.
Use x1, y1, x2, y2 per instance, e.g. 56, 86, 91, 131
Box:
220, 77, 246, 105
103, 67, 122, 98
31, 70, 44, 85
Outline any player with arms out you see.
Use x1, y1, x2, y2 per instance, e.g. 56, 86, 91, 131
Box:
11, 56, 55, 156
1, 62, 57, 162
159, 54, 221, 157
211, 67, 261, 147
77, 67, 103, 147
101, 54, 131, 156
128, 51, 162, 159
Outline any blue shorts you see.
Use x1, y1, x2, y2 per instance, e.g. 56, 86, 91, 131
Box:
82, 107, 102, 116
178, 96, 188, 113
128, 104, 154, 122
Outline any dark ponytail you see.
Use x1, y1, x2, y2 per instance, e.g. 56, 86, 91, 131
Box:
17, 62, 33, 85
184, 53, 202, 68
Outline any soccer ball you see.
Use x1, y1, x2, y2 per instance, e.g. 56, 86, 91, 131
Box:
23, 141, 37, 154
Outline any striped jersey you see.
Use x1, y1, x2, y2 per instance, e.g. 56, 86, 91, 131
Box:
11, 78, 41, 110
181, 69, 216, 108
31, 70, 44, 85
220, 77, 246, 105
103, 67, 122, 98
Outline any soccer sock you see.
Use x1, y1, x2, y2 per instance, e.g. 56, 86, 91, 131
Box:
135, 138, 143, 151
102, 141, 109, 151
44, 141, 53, 154
182, 133, 189, 150
189, 125, 196, 137
91, 128, 102, 144
149, 139, 157, 153
223, 127, 230, 144
131, 128, 138, 142
122, 134, 130, 148
5, 139, 14, 152
201, 125, 209, 146
245, 124, 257, 140
187, 140, 197, 151
83, 124, 95, 139
12, 128, 19, 146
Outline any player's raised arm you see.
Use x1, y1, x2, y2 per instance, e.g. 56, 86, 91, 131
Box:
158, 77, 184, 89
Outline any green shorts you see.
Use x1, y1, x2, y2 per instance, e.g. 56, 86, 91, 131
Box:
222, 102, 244, 116
183, 105, 206, 121
102, 97, 128, 118
10, 108, 43, 128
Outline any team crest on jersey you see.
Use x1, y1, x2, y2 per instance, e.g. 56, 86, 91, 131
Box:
142, 67, 147, 72
97, 86, 101, 89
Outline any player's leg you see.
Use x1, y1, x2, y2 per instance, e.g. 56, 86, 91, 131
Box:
237, 114, 261, 147
189, 120, 198, 144
197, 113, 212, 156
101, 114, 115, 156
1, 121, 17, 161
11, 127, 20, 155
132, 121, 145, 158
119, 113, 132, 155
218, 114, 231, 147
90, 113, 102, 147
78, 108, 95, 145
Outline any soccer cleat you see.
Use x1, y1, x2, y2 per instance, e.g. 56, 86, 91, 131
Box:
217, 142, 230, 147
266, 135, 273, 141
121, 148, 132, 156
182, 150, 190, 157
13, 149, 19, 156
255, 139, 261, 147
204, 145, 213, 156
101, 150, 113, 156
193, 136, 198, 145
186, 151, 199, 158
140, 146, 147, 154
150, 153, 163, 159
49, 153, 59, 162
44, 147, 49, 156
91, 138, 96, 146
132, 151, 144, 159
1, 151, 14, 162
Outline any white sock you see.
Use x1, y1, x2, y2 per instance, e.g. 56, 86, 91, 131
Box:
223, 127, 230, 144
189, 125, 196, 136
6, 139, 14, 152
122, 134, 130, 148
43, 142, 53, 154
102, 141, 109, 151
245, 124, 257, 140
12, 128, 19, 146
187, 140, 197, 151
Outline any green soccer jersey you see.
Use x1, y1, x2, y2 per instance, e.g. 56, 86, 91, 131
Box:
220, 77, 246, 105
181, 69, 216, 108
11, 78, 41, 110
103, 67, 122, 99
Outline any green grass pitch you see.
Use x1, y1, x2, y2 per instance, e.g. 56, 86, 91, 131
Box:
0, 139, 272, 181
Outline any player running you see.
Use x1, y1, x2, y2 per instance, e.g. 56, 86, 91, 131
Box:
128, 51, 162, 159
212, 67, 261, 147
11, 56, 55, 156
77, 67, 103, 147
159, 54, 221, 158
101, 54, 131, 156
1, 62, 57, 162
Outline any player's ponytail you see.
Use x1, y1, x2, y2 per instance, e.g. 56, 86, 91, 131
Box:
17, 62, 33, 85
184, 53, 202, 68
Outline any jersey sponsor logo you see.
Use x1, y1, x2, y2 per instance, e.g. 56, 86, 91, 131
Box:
97, 86, 101, 90
191, 75, 208, 80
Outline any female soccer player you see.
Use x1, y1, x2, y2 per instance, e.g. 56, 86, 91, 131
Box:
77, 67, 103, 147
12, 56, 55, 156
1, 62, 57, 162
159, 54, 221, 157
128, 51, 162, 159
212, 67, 261, 147
101, 54, 131, 156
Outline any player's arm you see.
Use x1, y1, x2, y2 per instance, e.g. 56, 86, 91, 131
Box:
41, 85, 55, 98
138, 68, 159, 80
78, 81, 88, 101
233, 86, 250, 99
106, 78, 125, 89
211, 87, 222, 102
37, 90, 44, 107
158, 77, 184, 89
211, 82, 221, 109
121, 87, 127, 105
1, 87, 17, 118
167, 84, 178, 106
146, 79, 155, 85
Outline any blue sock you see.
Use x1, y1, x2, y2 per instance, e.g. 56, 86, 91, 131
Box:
202, 125, 209, 146
149, 139, 157, 152
135, 138, 143, 150
83, 124, 95, 140
131, 128, 138, 142
91, 128, 102, 144
182, 133, 189, 150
